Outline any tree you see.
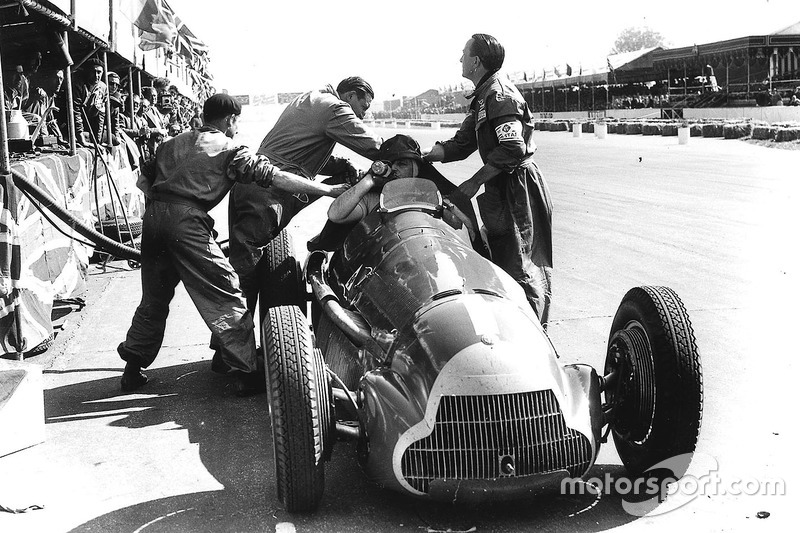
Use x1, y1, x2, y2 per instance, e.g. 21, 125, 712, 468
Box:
610, 26, 666, 55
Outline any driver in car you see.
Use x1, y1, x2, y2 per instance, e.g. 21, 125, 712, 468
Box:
328, 134, 422, 224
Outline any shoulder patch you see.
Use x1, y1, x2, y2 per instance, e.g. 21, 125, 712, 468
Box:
495, 121, 523, 142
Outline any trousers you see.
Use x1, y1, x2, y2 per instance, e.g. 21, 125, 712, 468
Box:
118, 201, 258, 373
478, 161, 553, 327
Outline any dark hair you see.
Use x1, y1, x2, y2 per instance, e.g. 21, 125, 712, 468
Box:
337, 76, 374, 100
470, 34, 505, 72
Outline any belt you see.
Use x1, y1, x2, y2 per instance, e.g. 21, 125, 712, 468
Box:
150, 192, 209, 212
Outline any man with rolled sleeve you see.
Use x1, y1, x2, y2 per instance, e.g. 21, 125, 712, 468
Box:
227, 76, 383, 318
424, 34, 553, 328
117, 94, 348, 396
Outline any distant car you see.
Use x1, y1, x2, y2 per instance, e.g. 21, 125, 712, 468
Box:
259, 178, 703, 512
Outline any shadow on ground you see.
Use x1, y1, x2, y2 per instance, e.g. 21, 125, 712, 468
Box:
43, 362, 641, 532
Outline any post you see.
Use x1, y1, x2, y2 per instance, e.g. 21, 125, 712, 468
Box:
63, 31, 77, 155
128, 66, 135, 125
103, 51, 113, 147
725, 56, 729, 93
667, 67, 671, 98
683, 62, 687, 96
746, 54, 751, 99
0, 48, 10, 173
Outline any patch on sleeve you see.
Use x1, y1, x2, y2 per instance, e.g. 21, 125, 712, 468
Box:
495, 121, 523, 142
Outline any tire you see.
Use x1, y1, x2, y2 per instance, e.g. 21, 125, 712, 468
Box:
96, 217, 143, 241
259, 230, 306, 319
604, 286, 703, 478
263, 305, 328, 512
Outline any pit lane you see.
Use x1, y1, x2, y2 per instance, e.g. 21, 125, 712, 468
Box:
2, 120, 795, 533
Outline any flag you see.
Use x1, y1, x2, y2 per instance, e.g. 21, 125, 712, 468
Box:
542, 68, 546, 81
579, 64, 583, 76
566, 64, 572, 76
606, 57, 614, 73
524, 71, 528, 81
131, 0, 177, 51
554, 65, 561, 77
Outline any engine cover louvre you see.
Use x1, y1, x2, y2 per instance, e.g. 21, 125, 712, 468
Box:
400, 390, 593, 493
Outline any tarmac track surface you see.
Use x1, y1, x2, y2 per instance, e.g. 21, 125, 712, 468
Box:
0, 122, 797, 533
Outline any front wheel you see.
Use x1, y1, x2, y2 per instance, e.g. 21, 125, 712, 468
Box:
604, 286, 703, 478
259, 230, 306, 319
263, 305, 330, 512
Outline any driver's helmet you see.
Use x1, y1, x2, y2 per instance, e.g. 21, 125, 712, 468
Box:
379, 134, 423, 163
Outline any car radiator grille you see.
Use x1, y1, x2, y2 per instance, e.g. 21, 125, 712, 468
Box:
401, 390, 593, 493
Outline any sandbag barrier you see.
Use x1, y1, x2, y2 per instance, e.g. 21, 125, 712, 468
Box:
533, 117, 800, 144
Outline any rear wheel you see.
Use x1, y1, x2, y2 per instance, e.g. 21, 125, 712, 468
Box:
604, 286, 703, 478
259, 230, 306, 319
263, 305, 329, 512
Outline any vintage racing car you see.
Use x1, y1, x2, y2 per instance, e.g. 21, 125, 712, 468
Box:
258, 177, 703, 512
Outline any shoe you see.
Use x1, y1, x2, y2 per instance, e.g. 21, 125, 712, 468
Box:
121, 363, 148, 392
210, 349, 232, 374
235, 371, 266, 397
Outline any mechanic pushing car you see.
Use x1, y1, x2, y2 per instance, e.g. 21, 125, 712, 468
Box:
116, 94, 348, 397
423, 34, 553, 328
208, 77, 384, 372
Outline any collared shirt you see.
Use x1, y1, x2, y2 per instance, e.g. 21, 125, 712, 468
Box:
73, 80, 108, 138
257, 84, 382, 177
149, 126, 275, 211
439, 73, 536, 172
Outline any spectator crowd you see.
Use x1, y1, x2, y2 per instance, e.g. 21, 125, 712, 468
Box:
3, 52, 202, 168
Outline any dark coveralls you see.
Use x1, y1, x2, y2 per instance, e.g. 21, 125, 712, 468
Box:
118, 126, 277, 373
227, 84, 382, 313
438, 73, 553, 326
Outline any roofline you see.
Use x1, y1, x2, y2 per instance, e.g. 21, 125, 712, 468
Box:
16, 0, 109, 48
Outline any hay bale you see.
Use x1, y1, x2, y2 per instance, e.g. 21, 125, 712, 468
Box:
775, 127, 800, 142
625, 122, 643, 135
752, 126, 777, 140
642, 123, 663, 135
661, 123, 679, 136
582, 122, 595, 133
690, 124, 703, 137
723, 123, 752, 139
702, 123, 724, 137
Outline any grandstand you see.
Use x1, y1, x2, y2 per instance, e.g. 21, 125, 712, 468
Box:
379, 22, 800, 121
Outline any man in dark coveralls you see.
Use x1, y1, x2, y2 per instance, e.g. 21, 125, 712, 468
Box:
423, 34, 553, 327
219, 77, 382, 363
117, 94, 348, 396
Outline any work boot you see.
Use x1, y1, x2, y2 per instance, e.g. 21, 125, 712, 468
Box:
121, 363, 148, 392
210, 349, 231, 374
235, 371, 266, 397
